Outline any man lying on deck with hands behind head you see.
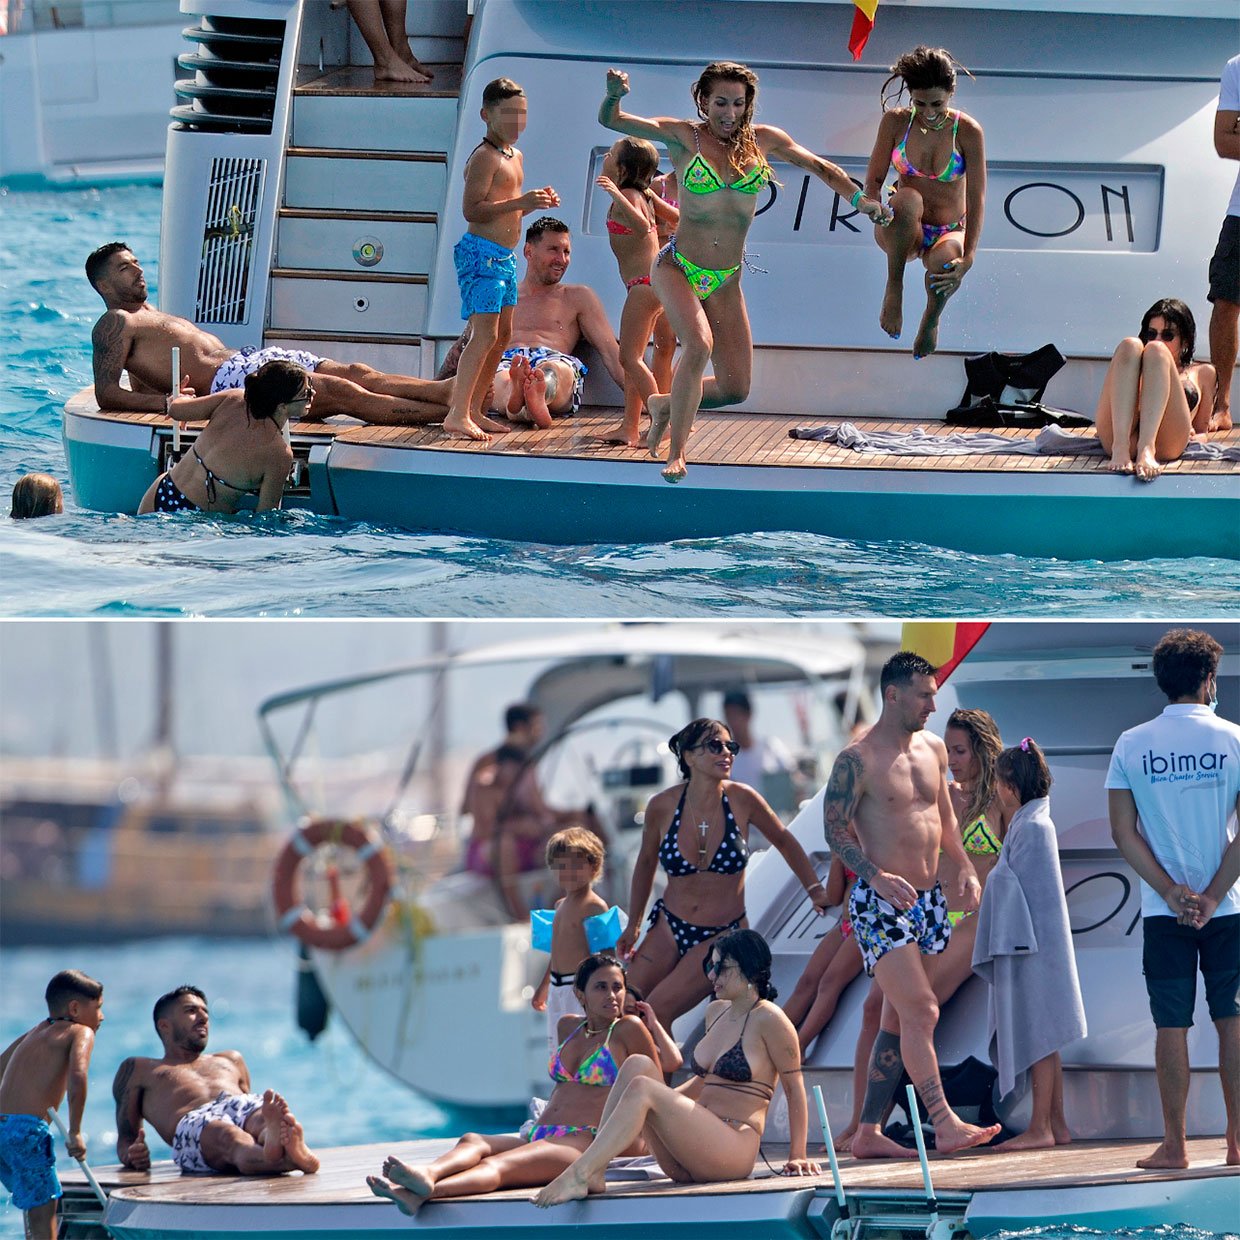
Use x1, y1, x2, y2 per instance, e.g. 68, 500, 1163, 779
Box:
113, 986, 319, 1177
86, 242, 454, 427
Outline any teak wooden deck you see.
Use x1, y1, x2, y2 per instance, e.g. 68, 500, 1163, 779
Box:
64, 1136, 1237, 1208
74, 403, 1240, 478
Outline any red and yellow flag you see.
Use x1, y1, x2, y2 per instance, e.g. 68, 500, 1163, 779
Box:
900, 622, 990, 685
849, 0, 879, 61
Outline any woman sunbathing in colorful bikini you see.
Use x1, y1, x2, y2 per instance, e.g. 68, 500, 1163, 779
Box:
365, 954, 658, 1217
599, 62, 890, 482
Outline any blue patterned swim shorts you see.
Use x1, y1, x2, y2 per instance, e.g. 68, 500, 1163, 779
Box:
849, 877, 951, 976
453, 232, 518, 320
0, 1114, 60, 1211
498, 346, 588, 415
172, 1092, 263, 1174
210, 346, 322, 394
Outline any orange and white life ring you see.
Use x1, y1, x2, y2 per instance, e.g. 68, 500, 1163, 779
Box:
271, 817, 392, 950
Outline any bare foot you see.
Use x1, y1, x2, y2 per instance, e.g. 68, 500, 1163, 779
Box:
259, 1089, 286, 1167
392, 38, 434, 81
849, 1127, 918, 1160
474, 412, 511, 435
373, 56, 425, 85
833, 1125, 856, 1154
367, 1174, 426, 1216
1052, 1120, 1073, 1146
646, 393, 671, 456
506, 355, 530, 415
994, 1127, 1055, 1152
533, 1164, 603, 1208
935, 1119, 1002, 1154
523, 368, 553, 429
662, 454, 687, 483
1208, 408, 1233, 432
442, 411, 491, 442
1105, 453, 1135, 475
280, 1112, 320, 1174
1134, 446, 1162, 482
913, 308, 941, 360
383, 1155, 434, 1198
1227, 1134, 1239, 1165
1135, 1142, 1190, 1170
880, 282, 903, 339
594, 424, 643, 447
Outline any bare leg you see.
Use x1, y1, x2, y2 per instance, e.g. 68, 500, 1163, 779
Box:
379, 0, 434, 79
301, 372, 444, 426
1137, 1027, 1191, 1169
648, 255, 711, 474
875, 187, 924, 340
1132, 342, 1193, 481
784, 926, 845, 1028
836, 977, 883, 1151
644, 925, 741, 1026
316, 360, 453, 406
1050, 1051, 1072, 1145
623, 914, 681, 1005
469, 305, 514, 434
796, 935, 864, 1054
913, 233, 964, 360
1216, 1016, 1239, 1165
1095, 338, 1144, 472
345, 1, 428, 83
603, 286, 663, 447
444, 313, 499, 441
652, 309, 677, 393
855, 946, 999, 1157
1208, 297, 1238, 430
994, 1054, 1059, 1150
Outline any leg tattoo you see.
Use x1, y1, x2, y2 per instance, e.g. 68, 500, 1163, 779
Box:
916, 1074, 950, 1126
860, 1030, 906, 1125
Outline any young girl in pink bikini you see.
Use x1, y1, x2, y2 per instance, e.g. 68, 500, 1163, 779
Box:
596, 137, 679, 446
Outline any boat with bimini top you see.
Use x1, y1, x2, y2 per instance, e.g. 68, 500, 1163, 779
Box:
59, 0, 1239, 558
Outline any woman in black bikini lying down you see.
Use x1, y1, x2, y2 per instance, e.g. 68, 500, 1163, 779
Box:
616, 717, 831, 1026
138, 359, 303, 515
535, 929, 820, 1206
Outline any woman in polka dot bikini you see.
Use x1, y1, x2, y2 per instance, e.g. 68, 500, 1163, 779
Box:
616, 717, 831, 1025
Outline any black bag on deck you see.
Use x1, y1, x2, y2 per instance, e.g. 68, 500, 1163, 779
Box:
947, 344, 1090, 428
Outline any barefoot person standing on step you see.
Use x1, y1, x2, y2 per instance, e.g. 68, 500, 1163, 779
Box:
822, 651, 1001, 1159
113, 986, 319, 1177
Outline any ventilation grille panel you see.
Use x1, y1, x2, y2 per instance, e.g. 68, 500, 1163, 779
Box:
195, 157, 265, 325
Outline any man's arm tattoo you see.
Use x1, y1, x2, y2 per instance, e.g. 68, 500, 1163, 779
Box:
113, 1058, 140, 1141
822, 751, 876, 880
91, 314, 126, 389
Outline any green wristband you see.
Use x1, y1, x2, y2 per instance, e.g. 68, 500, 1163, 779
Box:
849, 188, 864, 209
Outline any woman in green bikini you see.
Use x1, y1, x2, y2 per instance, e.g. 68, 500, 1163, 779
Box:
599, 63, 890, 482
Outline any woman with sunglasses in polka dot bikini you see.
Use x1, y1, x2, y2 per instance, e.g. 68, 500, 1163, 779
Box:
616, 717, 831, 1026
1096, 297, 1217, 482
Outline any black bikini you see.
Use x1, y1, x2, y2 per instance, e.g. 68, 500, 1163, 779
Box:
1182, 378, 1200, 414
193, 445, 262, 504
648, 787, 750, 958
691, 1006, 774, 1107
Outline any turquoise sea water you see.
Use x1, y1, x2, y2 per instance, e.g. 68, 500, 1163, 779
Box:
2, 940, 1236, 1240
2, 185, 1238, 618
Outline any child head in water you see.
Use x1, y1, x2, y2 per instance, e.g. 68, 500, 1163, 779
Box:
10, 473, 63, 519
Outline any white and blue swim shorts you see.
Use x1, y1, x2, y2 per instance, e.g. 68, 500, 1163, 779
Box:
210, 346, 323, 394
172, 1091, 264, 1174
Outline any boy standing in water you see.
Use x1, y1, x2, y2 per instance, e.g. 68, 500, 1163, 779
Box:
0, 970, 105, 1239
444, 77, 559, 442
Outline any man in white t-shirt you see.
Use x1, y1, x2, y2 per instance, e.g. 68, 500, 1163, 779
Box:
1106, 628, 1240, 1170
1208, 54, 1240, 431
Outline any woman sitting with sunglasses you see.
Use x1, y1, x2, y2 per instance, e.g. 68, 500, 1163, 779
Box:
535, 929, 819, 1207
1096, 298, 1216, 482
138, 359, 304, 515
616, 718, 830, 1025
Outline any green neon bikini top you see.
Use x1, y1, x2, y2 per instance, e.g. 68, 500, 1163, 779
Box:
962, 812, 1002, 857
682, 125, 771, 196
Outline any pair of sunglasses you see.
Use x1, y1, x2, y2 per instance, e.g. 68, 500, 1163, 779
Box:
1141, 328, 1178, 343
695, 738, 740, 756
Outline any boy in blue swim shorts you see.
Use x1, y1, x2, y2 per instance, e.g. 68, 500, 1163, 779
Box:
0, 970, 105, 1238
444, 77, 559, 443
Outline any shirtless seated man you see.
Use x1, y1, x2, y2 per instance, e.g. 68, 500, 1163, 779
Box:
437, 217, 624, 428
113, 985, 319, 1177
87, 242, 452, 426
823, 651, 1001, 1159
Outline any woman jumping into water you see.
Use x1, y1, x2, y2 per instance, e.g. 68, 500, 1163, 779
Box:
600, 62, 890, 482
861, 46, 986, 359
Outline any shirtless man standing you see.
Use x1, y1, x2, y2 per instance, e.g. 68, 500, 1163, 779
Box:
113, 985, 319, 1177
86, 243, 453, 426
437, 218, 625, 427
823, 651, 1001, 1159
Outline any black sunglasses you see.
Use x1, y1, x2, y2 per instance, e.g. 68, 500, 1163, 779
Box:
694, 738, 740, 755
1141, 328, 1178, 343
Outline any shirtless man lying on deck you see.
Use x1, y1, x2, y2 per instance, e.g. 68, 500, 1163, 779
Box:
113, 985, 319, 1177
437, 217, 624, 427
823, 651, 1001, 1159
86, 242, 452, 426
